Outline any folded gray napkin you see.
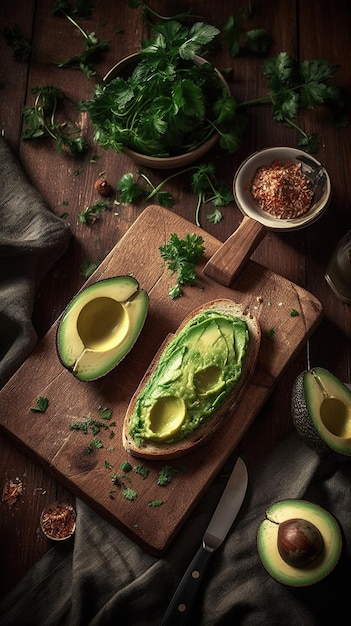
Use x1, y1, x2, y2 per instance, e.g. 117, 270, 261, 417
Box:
0, 430, 350, 626
0, 136, 71, 388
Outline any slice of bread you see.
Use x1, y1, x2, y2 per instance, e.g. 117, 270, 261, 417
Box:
122, 299, 261, 459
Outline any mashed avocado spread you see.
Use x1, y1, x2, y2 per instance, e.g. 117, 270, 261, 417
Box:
129, 310, 249, 445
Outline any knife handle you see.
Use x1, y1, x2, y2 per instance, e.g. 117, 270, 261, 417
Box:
162, 545, 213, 626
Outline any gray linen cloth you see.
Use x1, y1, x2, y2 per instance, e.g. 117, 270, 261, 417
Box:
0, 432, 350, 626
0, 136, 71, 388
0, 135, 350, 624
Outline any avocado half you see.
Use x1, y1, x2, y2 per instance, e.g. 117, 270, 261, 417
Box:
56, 276, 148, 381
257, 499, 342, 587
291, 367, 351, 455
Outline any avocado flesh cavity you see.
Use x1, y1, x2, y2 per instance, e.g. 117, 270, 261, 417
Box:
128, 310, 249, 444
292, 367, 351, 455
57, 276, 148, 381
257, 500, 342, 587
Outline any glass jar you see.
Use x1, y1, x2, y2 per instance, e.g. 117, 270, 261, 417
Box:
325, 230, 351, 304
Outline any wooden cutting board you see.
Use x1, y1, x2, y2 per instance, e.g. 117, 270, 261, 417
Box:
0, 205, 323, 555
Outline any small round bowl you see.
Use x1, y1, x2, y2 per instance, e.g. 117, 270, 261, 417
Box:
233, 147, 331, 232
40, 501, 76, 541
103, 53, 230, 170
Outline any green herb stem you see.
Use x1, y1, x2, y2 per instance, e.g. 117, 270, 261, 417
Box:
62, 10, 88, 39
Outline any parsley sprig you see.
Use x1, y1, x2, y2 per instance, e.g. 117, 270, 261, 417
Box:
128, 0, 199, 23
159, 233, 205, 299
2, 24, 32, 61
78, 199, 110, 225
116, 164, 233, 226
240, 52, 349, 152
52, 0, 109, 78
21, 85, 88, 157
222, 15, 272, 58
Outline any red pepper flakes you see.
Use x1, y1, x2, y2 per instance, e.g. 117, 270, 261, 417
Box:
250, 160, 314, 219
40, 501, 76, 540
2, 479, 23, 508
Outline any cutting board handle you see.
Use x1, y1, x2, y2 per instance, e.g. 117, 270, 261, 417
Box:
204, 215, 267, 286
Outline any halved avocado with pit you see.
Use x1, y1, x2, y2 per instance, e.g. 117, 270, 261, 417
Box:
257, 499, 342, 587
291, 367, 351, 455
56, 275, 148, 381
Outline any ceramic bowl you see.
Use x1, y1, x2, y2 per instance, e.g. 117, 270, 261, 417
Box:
103, 53, 230, 169
233, 147, 331, 232
40, 501, 76, 541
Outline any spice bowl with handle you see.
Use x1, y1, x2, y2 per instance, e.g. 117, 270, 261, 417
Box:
204, 146, 331, 286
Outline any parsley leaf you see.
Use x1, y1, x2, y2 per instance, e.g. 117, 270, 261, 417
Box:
78, 200, 110, 225
30, 396, 49, 413
122, 486, 138, 501
80, 259, 99, 278
157, 465, 178, 485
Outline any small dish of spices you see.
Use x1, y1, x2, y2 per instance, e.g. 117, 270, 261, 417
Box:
234, 147, 331, 231
40, 501, 76, 541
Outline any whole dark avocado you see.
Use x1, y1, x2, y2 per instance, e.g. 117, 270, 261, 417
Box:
291, 367, 351, 456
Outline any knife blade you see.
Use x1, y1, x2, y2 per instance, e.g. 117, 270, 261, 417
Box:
161, 456, 248, 626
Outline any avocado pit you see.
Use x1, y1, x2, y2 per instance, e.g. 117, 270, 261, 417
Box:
277, 518, 324, 567
257, 499, 342, 586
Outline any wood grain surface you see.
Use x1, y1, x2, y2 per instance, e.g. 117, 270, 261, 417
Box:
0, 206, 323, 554
0, 0, 350, 597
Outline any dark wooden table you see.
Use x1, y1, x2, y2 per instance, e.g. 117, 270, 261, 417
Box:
0, 0, 350, 598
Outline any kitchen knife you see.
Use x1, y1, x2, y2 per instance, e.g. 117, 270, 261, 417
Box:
161, 456, 248, 626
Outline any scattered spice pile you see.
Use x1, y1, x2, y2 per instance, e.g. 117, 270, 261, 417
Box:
40, 502, 76, 540
2, 479, 23, 508
250, 160, 314, 218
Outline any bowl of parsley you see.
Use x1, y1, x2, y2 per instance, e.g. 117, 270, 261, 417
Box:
83, 21, 238, 169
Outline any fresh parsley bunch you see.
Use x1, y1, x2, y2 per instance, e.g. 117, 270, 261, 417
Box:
83, 21, 241, 157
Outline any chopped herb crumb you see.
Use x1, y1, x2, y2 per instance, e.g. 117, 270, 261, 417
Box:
123, 487, 138, 501
121, 461, 133, 473
265, 327, 275, 339
290, 308, 299, 317
134, 464, 149, 479
148, 499, 164, 507
157, 465, 178, 485
88, 438, 103, 452
30, 396, 49, 413
98, 406, 113, 420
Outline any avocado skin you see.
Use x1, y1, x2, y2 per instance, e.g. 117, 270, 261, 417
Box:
291, 371, 329, 454
56, 275, 148, 381
291, 368, 351, 457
